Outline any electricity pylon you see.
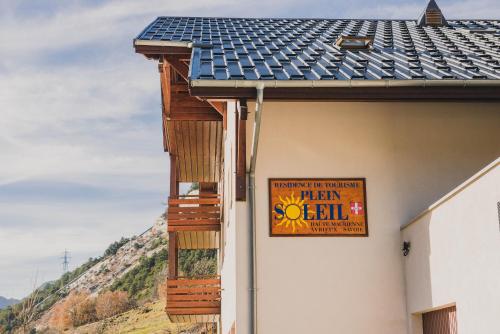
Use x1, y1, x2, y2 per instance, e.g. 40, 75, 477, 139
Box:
61, 249, 71, 274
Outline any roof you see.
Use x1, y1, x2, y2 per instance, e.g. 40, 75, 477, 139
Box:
134, 17, 500, 83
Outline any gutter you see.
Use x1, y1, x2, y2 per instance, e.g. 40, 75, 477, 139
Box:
248, 84, 264, 334
191, 78, 500, 88
133, 40, 192, 48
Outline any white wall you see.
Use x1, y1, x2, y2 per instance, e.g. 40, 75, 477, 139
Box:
229, 101, 500, 334
221, 101, 252, 334
402, 159, 500, 334
221, 101, 237, 334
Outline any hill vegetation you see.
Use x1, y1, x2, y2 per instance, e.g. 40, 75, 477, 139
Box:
0, 217, 217, 334
0, 299, 19, 311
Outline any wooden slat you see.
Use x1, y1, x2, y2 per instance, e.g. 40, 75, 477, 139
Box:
168, 225, 220, 232
168, 208, 220, 214
203, 231, 209, 249
167, 294, 220, 301
168, 198, 221, 205
203, 122, 211, 182
168, 301, 220, 308
168, 294, 220, 301
167, 212, 220, 219
168, 220, 219, 225
167, 286, 220, 293
215, 121, 222, 182
168, 209, 220, 215
168, 206, 220, 213
168, 278, 220, 286
166, 308, 221, 315
185, 121, 195, 181
191, 121, 199, 181
185, 230, 192, 249
170, 194, 220, 198
196, 121, 204, 184
210, 121, 217, 183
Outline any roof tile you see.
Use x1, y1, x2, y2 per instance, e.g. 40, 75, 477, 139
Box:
136, 17, 500, 81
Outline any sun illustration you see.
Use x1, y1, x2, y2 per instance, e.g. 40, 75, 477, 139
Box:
274, 192, 308, 233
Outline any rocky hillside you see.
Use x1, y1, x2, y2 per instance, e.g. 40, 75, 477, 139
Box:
0, 212, 217, 334
66, 216, 167, 295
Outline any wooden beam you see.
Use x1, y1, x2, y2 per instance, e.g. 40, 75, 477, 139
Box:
236, 100, 247, 201
160, 62, 172, 117
164, 54, 191, 81
207, 101, 226, 117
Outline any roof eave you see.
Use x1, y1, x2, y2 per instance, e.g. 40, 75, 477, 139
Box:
133, 39, 193, 56
189, 79, 500, 101
190, 79, 500, 88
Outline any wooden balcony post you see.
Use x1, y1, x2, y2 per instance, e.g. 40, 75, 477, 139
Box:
169, 154, 179, 279
170, 155, 179, 196
168, 231, 178, 279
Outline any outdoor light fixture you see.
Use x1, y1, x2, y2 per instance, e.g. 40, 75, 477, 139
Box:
402, 241, 411, 256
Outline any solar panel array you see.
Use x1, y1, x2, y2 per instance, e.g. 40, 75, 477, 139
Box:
136, 17, 500, 81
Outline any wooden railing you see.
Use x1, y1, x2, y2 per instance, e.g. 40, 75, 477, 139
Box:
167, 194, 221, 232
166, 277, 221, 316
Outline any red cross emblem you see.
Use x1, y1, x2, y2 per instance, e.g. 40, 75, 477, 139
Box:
350, 202, 364, 215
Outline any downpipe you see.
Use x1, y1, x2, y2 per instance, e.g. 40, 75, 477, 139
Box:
248, 85, 264, 334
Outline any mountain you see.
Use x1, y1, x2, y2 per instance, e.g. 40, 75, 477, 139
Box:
0, 214, 217, 333
0, 297, 18, 310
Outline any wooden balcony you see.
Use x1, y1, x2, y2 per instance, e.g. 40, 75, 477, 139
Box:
167, 194, 221, 249
166, 277, 221, 323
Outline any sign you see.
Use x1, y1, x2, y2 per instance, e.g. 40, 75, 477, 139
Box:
269, 178, 368, 237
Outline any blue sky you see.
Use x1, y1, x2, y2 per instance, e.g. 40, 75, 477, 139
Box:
0, 0, 499, 299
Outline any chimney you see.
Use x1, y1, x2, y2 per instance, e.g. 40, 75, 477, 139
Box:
417, 0, 448, 27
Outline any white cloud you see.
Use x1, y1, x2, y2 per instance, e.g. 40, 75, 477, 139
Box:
1, 0, 499, 299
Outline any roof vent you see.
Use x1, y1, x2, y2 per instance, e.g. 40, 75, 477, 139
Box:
417, 0, 447, 27
335, 35, 374, 50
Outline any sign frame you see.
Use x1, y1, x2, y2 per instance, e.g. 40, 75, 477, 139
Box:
268, 178, 369, 237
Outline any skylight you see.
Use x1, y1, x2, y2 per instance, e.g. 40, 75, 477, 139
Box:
335, 36, 373, 50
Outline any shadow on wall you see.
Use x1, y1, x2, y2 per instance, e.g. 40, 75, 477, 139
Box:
403, 212, 433, 334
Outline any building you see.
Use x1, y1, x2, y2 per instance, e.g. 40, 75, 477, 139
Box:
134, 1, 500, 333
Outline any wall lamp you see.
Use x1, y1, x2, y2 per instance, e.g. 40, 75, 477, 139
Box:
402, 241, 411, 256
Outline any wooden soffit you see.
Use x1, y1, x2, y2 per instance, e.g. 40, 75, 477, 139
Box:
166, 120, 223, 183
159, 57, 224, 183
